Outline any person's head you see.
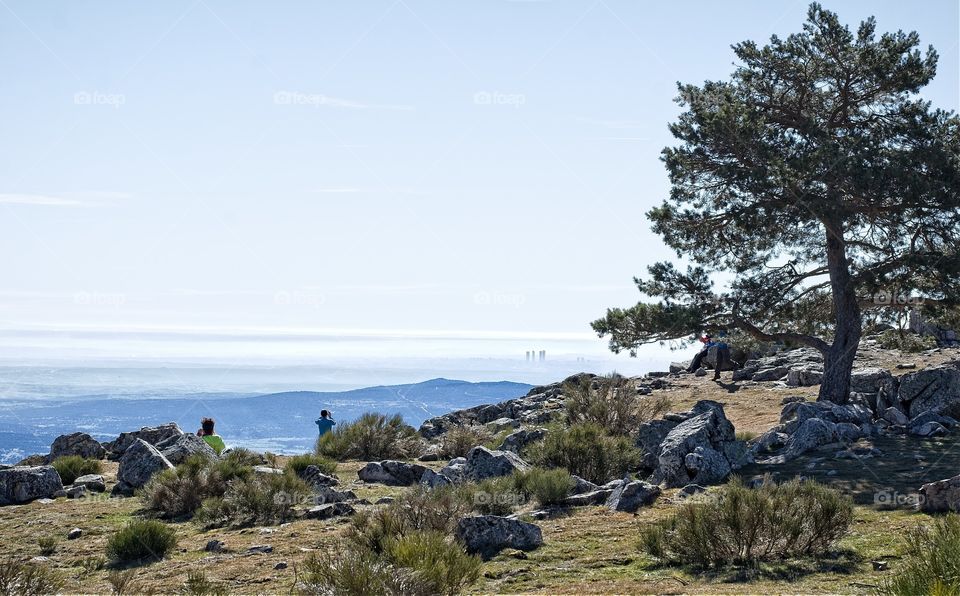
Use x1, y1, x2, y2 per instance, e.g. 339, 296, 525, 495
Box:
201, 417, 216, 435
702, 334, 712, 342
320, 409, 330, 419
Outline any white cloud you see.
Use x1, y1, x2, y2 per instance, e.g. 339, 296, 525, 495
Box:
0, 192, 132, 207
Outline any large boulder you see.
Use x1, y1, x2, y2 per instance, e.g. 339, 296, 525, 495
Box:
650, 401, 744, 487
605, 480, 660, 512
73, 474, 106, 493
465, 446, 530, 481
786, 367, 823, 387
0, 466, 64, 505
683, 446, 732, 485
783, 418, 837, 459
49, 432, 105, 461
357, 461, 428, 486
454, 515, 543, 558
499, 428, 546, 453
299, 465, 339, 488
106, 423, 184, 459
113, 439, 174, 496
919, 474, 960, 513
901, 366, 960, 418
155, 433, 216, 465
635, 419, 678, 471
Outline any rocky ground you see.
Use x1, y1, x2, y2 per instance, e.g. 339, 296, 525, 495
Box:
1, 338, 959, 594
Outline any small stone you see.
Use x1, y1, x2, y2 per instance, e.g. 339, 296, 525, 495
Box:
506, 549, 528, 559
374, 497, 395, 505
205, 540, 225, 552
274, 562, 288, 570
65, 485, 87, 499
872, 560, 888, 571
247, 544, 273, 554
67, 528, 82, 540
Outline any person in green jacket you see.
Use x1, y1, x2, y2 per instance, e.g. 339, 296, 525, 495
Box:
197, 417, 226, 454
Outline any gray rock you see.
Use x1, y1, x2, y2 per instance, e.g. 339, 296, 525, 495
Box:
106, 423, 183, 459
570, 475, 597, 496
252, 466, 283, 475
605, 480, 660, 512
247, 545, 273, 554
0, 466, 64, 505
205, 540, 225, 552
455, 515, 543, 558
465, 446, 530, 481
299, 465, 339, 488
67, 528, 82, 540
783, 418, 837, 459
487, 417, 520, 433
752, 366, 789, 382
920, 474, 960, 512
750, 430, 789, 455
882, 407, 910, 426
65, 485, 87, 499
683, 446, 731, 485
650, 401, 741, 487
850, 368, 897, 395
420, 468, 454, 489
834, 422, 863, 443
913, 421, 948, 437
73, 474, 106, 493
562, 488, 614, 507
274, 562, 288, 570
679, 484, 707, 498
156, 433, 217, 466
499, 428, 546, 453
305, 502, 355, 520
357, 461, 428, 486
440, 457, 468, 483
635, 419, 678, 470
786, 367, 823, 387
113, 439, 174, 495
49, 432, 105, 461
903, 366, 960, 418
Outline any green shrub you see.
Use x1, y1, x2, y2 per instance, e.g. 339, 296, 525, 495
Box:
528, 423, 642, 485
880, 514, 960, 595
461, 475, 524, 516
106, 569, 138, 595
0, 557, 64, 596
299, 548, 427, 596
51, 455, 103, 485
383, 531, 481, 594
565, 374, 670, 436
286, 453, 337, 476
347, 487, 471, 555
106, 520, 177, 564
641, 476, 853, 567
196, 471, 312, 527
181, 570, 228, 596
516, 467, 574, 506
37, 536, 58, 556
142, 452, 257, 519
439, 426, 492, 459
316, 413, 423, 461
877, 329, 939, 353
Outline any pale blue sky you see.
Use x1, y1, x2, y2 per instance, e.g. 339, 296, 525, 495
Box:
0, 1, 956, 364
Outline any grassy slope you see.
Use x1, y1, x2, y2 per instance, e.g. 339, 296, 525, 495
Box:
2, 344, 957, 594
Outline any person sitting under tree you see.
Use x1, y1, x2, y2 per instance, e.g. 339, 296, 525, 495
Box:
196, 417, 226, 454
686, 333, 732, 380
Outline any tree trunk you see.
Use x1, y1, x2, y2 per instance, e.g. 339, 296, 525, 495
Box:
818, 221, 862, 404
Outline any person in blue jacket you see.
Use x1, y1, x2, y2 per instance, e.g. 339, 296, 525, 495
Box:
686, 333, 731, 380
315, 409, 336, 437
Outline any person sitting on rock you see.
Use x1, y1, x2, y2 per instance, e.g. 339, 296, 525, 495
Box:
686, 334, 717, 373
315, 410, 336, 437
196, 417, 226, 454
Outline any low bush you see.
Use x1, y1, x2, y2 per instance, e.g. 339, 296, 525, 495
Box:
142, 452, 257, 519
197, 471, 312, 527
51, 455, 103, 485
439, 426, 492, 459
880, 514, 960, 595
565, 374, 669, 436
181, 570, 228, 596
286, 453, 337, 476
0, 557, 64, 596
37, 536, 58, 556
516, 467, 574, 506
877, 329, 939, 353
641, 476, 853, 567
383, 531, 481, 594
106, 519, 177, 564
347, 487, 471, 555
106, 569, 139, 596
461, 475, 524, 516
316, 413, 423, 461
528, 423, 642, 485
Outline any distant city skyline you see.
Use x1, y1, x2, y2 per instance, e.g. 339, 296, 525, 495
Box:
1, 1, 956, 364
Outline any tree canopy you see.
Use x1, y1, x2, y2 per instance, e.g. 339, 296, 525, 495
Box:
593, 3, 960, 402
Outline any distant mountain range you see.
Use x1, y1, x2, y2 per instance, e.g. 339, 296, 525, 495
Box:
0, 378, 532, 464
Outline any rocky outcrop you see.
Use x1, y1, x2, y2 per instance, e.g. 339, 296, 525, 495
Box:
357, 461, 428, 486
299, 465, 338, 488
465, 446, 530, 481
155, 433, 216, 465
106, 423, 183, 460
733, 348, 824, 383
112, 439, 174, 496
49, 432, 105, 461
900, 366, 960, 418
919, 474, 960, 513
0, 466, 64, 505
605, 479, 660, 512
648, 401, 749, 487
72, 474, 106, 493
499, 428, 546, 453
455, 515, 543, 558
